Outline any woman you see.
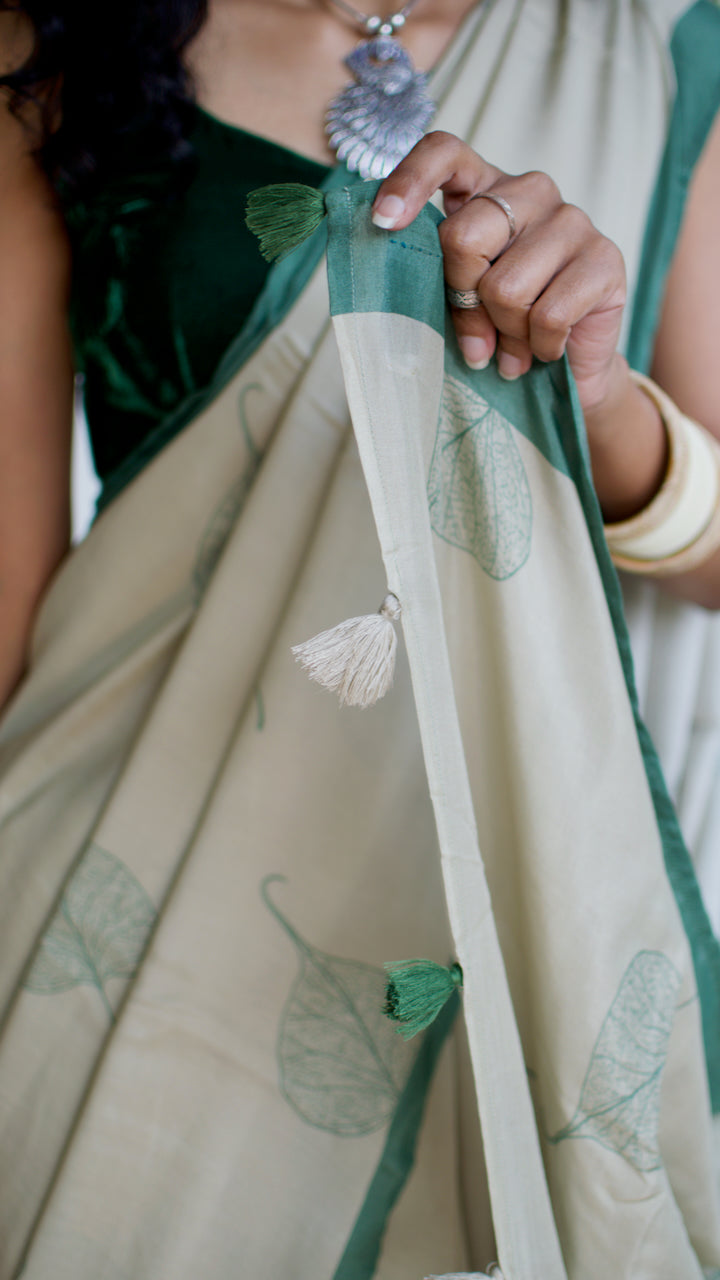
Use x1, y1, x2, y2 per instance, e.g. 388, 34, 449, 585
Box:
0, 1, 719, 1276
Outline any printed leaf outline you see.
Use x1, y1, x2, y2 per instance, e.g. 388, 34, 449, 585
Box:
192, 382, 263, 599
548, 950, 682, 1171
262, 875, 415, 1136
24, 845, 157, 1022
428, 373, 532, 579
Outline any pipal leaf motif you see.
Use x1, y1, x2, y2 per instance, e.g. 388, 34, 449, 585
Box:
193, 475, 255, 600
192, 383, 262, 600
548, 950, 682, 1171
428, 373, 532, 579
24, 845, 157, 1021
262, 876, 414, 1136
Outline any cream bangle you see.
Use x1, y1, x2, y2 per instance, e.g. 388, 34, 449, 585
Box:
604, 372, 720, 577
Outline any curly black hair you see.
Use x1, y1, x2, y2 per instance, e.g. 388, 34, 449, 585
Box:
0, 0, 207, 195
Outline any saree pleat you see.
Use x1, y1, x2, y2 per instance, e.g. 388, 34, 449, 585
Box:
0, 267, 471, 1277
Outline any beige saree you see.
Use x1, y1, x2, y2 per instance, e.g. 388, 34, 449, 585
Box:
1, 3, 719, 1278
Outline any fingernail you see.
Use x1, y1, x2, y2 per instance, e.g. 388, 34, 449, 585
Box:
459, 336, 490, 370
497, 352, 524, 381
371, 195, 406, 229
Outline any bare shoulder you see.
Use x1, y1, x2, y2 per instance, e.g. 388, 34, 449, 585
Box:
0, 5, 39, 152
651, 106, 720, 435
0, 5, 34, 75
0, 7, 66, 237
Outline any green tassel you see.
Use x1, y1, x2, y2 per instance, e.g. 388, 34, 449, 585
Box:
383, 958, 463, 1040
245, 183, 327, 262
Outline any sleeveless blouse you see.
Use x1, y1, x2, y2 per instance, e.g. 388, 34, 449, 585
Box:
66, 108, 330, 488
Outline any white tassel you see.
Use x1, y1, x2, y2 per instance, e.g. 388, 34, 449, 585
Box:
291, 592, 401, 708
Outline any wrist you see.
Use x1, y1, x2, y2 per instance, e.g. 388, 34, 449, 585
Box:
604, 372, 720, 579
581, 354, 632, 433
582, 355, 669, 522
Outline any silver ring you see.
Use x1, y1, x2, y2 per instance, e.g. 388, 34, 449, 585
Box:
471, 191, 517, 242
446, 286, 481, 309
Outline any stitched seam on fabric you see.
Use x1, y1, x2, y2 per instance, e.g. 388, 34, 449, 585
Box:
345, 201, 449, 812
387, 239, 443, 260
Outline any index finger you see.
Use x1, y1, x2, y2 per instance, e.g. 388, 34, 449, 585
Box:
371, 132, 501, 229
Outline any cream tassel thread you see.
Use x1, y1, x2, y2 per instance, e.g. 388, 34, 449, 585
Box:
292, 593, 401, 708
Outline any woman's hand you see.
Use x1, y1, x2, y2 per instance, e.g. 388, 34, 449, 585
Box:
371, 131, 627, 417
370, 130, 673, 536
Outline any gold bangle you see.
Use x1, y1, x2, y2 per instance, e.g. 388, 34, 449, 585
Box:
604, 372, 720, 577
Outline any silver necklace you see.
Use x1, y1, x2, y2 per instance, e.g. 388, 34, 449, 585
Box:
325, 0, 435, 180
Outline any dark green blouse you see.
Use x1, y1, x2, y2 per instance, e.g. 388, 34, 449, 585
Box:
67, 108, 330, 489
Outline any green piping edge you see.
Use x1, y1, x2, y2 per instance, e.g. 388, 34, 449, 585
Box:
548, 359, 720, 1113
332, 991, 460, 1280
622, 0, 720, 1108
96, 163, 359, 512
626, 0, 720, 370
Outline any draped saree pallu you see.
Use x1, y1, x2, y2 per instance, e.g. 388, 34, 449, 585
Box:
2, 3, 720, 1279
0, 177, 718, 1280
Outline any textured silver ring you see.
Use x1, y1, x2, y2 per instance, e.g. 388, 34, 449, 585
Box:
471, 191, 517, 242
446, 286, 481, 309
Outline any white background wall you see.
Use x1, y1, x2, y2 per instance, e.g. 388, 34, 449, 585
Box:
71, 390, 101, 544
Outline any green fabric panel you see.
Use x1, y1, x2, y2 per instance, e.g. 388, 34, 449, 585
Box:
326, 183, 447, 340
441, 337, 572, 479
332, 993, 460, 1280
626, 0, 720, 371
326, 183, 572, 480
97, 163, 357, 511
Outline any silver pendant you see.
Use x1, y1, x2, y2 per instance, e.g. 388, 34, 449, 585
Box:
326, 34, 435, 180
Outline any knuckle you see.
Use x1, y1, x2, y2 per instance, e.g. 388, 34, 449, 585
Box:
556, 202, 593, 236
439, 216, 485, 262
424, 129, 455, 147
599, 234, 627, 282
581, 235, 628, 302
421, 130, 464, 158
531, 299, 570, 335
482, 270, 527, 314
520, 168, 561, 205
584, 227, 624, 271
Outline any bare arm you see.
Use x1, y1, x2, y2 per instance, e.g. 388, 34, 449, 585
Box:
636, 104, 720, 608
0, 68, 74, 709
581, 102, 720, 608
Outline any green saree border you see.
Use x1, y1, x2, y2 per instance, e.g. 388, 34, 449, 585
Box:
326, 184, 447, 340
325, 184, 574, 482
548, 358, 720, 1113
626, 0, 720, 370
623, 0, 720, 1107
332, 993, 460, 1280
